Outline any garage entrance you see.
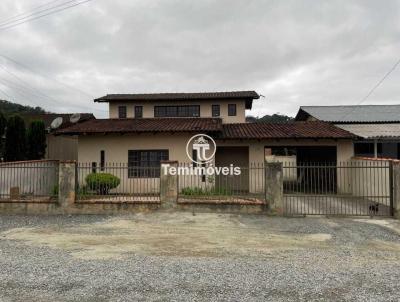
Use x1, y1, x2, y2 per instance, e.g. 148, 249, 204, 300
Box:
215, 146, 249, 192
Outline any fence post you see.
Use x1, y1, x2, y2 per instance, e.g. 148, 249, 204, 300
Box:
160, 161, 178, 209
392, 162, 400, 219
265, 162, 284, 214
58, 161, 76, 208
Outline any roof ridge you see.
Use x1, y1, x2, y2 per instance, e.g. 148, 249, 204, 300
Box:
301, 104, 400, 108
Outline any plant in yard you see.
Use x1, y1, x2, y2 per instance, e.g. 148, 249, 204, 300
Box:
85, 173, 121, 195
52, 184, 59, 196
5, 115, 26, 162
181, 187, 206, 196
181, 186, 232, 196
27, 120, 47, 160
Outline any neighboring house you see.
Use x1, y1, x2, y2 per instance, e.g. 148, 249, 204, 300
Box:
22, 113, 95, 161
56, 91, 355, 170
295, 105, 400, 159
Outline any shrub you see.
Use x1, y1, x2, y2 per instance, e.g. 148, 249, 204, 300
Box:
180, 186, 232, 196
52, 184, 59, 196
85, 173, 121, 195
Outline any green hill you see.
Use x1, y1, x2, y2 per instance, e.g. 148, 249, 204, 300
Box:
0, 99, 47, 118
246, 113, 293, 123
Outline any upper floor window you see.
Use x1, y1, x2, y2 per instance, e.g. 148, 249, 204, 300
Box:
135, 106, 143, 118
154, 105, 200, 117
212, 105, 220, 117
118, 106, 127, 118
228, 104, 237, 116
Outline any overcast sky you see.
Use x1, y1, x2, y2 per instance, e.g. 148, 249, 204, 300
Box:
0, 0, 399, 118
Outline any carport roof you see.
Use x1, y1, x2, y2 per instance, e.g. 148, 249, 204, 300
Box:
220, 121, 356, 139
336, 123, 400, 139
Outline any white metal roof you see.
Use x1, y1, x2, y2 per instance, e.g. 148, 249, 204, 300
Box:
336, 123, 400, 139
297, 105, 400, 123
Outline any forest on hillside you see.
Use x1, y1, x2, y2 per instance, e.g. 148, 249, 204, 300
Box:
246, 113, 293, 123
0, 99, 47, 118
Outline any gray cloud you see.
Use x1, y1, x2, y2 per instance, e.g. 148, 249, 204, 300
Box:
0, 0, 399, 118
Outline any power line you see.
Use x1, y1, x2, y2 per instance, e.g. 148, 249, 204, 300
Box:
0, 64, 62, 102
340, 57, 400, 121
0, 0, 93, 31
0, 78, 42, 107
0, 0, 68, 26
0, 74, 105, 113
0, 54, 94, 99
0, 62, 107, 112
0, 85, 12, 100
357, 58, 400, 105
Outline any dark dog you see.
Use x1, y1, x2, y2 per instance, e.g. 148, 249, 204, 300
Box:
369, 203, 379, 215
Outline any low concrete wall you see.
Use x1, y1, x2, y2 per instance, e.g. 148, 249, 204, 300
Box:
0, 202, 160, 215
177, 203, 266, 214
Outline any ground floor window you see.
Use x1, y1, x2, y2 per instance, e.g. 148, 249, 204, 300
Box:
265, 146, 337, 163
128, 150, 169, 178
354, 141, 400, 159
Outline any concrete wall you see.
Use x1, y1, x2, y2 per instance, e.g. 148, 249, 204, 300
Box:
109, 99, 247, 123
349, 158, 391, 205
46, 134, 78, 161
0, 160, 59, 199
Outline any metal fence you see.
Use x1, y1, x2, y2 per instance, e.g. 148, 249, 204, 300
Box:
177, 162, 266, 204
0, 160, 59, 201
76, 163, 160, 203
282, 161, 393, 216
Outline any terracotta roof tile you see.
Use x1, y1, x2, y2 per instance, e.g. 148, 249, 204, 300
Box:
94, 91, 259, 102
57, 119, 355, 139
55, 118, 222, 135
94, 91, 260, 109
220, 122, 356, 139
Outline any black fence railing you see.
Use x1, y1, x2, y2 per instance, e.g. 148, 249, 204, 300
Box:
0, 160, 59, 201
76, 163, 160, 203
177, 163, 266, 204
282, 161, 392, 216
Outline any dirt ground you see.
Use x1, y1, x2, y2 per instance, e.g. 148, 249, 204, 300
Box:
2, 212, 337, 260
0, 212, 400, 301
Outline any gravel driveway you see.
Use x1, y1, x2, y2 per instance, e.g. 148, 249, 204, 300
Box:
0, 212, 399, 301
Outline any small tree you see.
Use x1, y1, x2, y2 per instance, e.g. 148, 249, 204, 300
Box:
5, 115, 26, 162
27, 120, 47, 160
85, 173, 121, 195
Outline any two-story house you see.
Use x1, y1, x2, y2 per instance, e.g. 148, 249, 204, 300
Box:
57, 91, 355, 170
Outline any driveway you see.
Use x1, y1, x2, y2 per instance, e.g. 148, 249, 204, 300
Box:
0, 212, 399, 301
